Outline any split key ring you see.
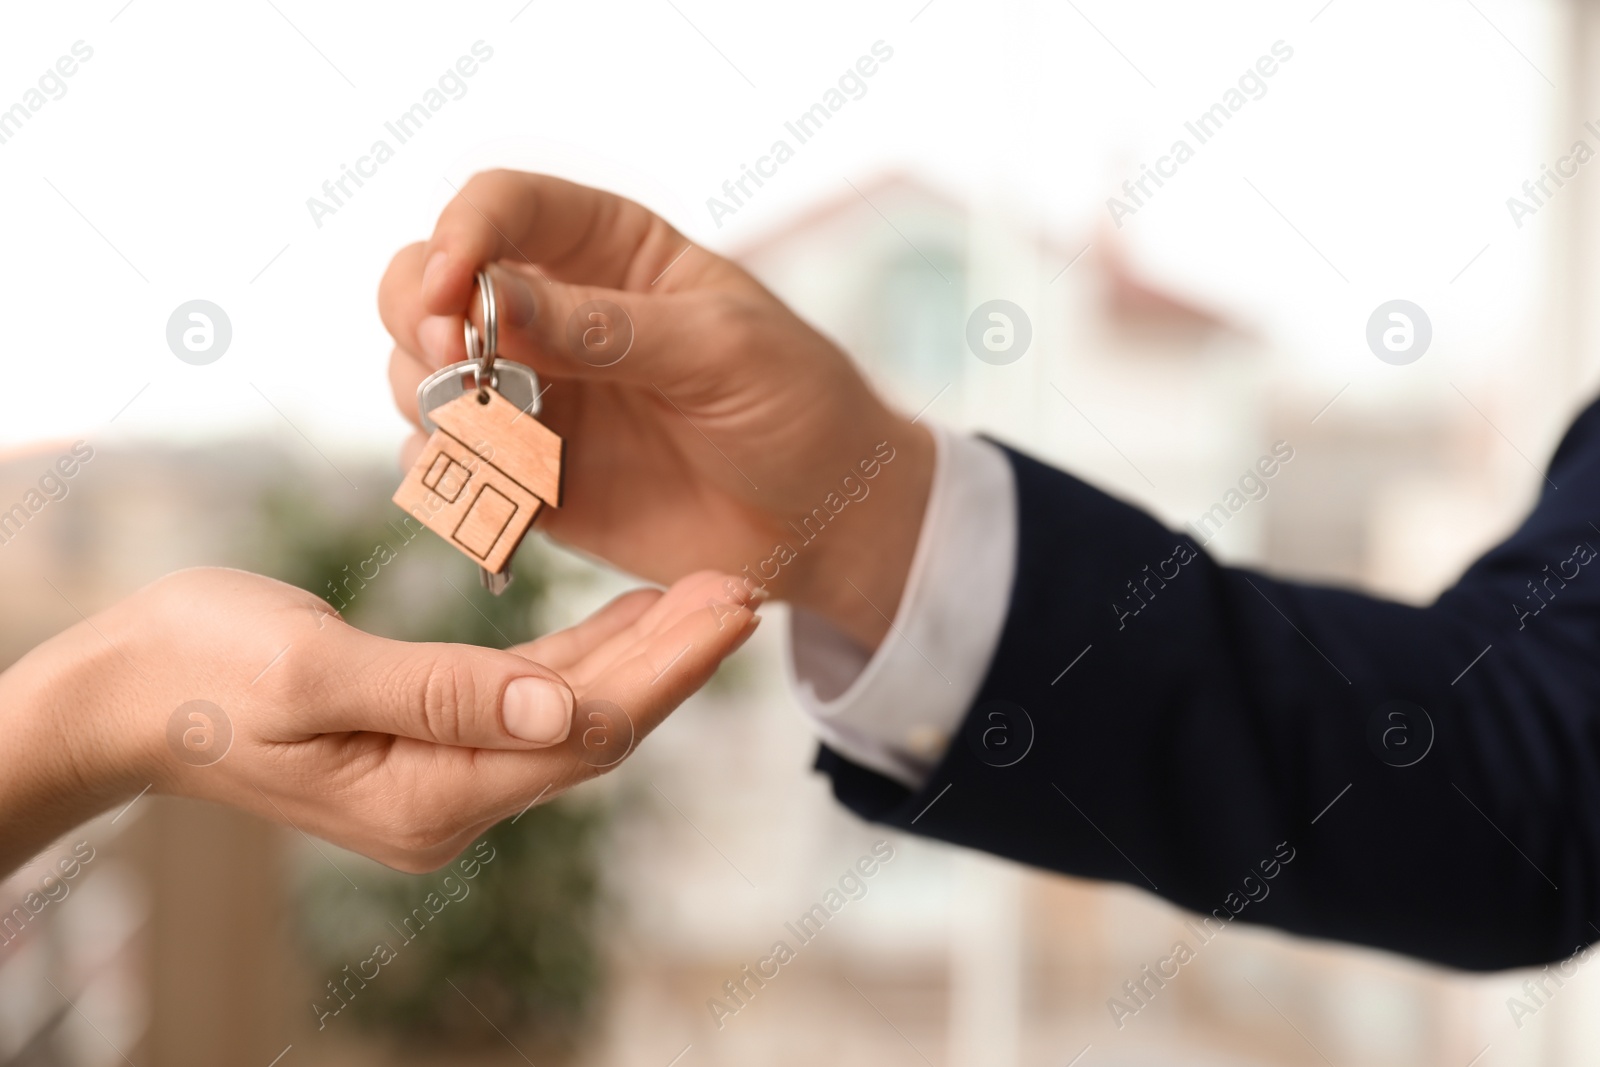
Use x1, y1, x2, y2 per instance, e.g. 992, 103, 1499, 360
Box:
462, 268, 499, 398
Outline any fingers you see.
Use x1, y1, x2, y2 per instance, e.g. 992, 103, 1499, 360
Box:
403, 577, 761, 828
510, 588, 662, 673
317, 573, 763, 868
560, 570, 761, 721
398, 428, 427, 471
573, 577, 760, 742
304, 629, 579, 750
377, 170, 762, 391
388, 343, 431, 425
417, 170, 691, 309
488, 264, 721, 391
551, 571, 749, 691
383, 253, 726, 393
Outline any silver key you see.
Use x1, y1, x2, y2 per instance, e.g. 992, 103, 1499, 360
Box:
416, 358, 543, 434
413, 271, 540, 595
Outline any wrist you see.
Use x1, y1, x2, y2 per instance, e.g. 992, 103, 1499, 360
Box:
790, 415, 935, 649
0, 617, 149, 874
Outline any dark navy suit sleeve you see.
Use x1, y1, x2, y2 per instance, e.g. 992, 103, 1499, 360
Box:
816, 398, 1600, 971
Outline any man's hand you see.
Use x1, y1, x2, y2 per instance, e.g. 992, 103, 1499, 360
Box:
379, 170, 934, 650
0, 567, 759, 876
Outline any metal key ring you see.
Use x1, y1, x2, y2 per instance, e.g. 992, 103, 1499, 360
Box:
460, 269, 500, 398
475, 268, 497, 392
478, 269, 498, 363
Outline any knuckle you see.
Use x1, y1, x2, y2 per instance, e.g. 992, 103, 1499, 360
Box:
267, 644, 314, 699
481, 167, 523, 189
470, 167, 515, 187
456, 170, 497, 202
256, 635, 324, 707
455, 170, 519, 227
147, 565, 230, 609
382, 241, 425, 285
417, 660, 477, 746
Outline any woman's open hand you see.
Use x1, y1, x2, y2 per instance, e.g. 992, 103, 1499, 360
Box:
0, 567, 758, 875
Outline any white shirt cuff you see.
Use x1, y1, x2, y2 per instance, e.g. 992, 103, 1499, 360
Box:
785, 426, 1018, 789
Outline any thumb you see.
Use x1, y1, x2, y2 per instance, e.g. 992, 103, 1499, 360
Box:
316, 629, 576, 750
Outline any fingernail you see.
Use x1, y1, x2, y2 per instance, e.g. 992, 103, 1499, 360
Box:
492, 267, 537, 328
503, 677, 574, 745
417, 315, 457, 367
422, 250, 449, 295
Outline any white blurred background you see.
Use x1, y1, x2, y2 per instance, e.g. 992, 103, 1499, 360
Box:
2, 0, 1598, 1064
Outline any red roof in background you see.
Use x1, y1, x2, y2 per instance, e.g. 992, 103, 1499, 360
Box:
727, 172, 1244, 340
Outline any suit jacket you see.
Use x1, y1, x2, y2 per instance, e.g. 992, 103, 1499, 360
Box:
817, 400, 1600, 971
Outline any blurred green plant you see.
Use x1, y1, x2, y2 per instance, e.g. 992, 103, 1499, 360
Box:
254, 472, 607, 1057
254, 477, 556, 646
295, 806, 607, 1058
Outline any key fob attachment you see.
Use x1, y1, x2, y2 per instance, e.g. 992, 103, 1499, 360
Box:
392, 270, 564, 594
